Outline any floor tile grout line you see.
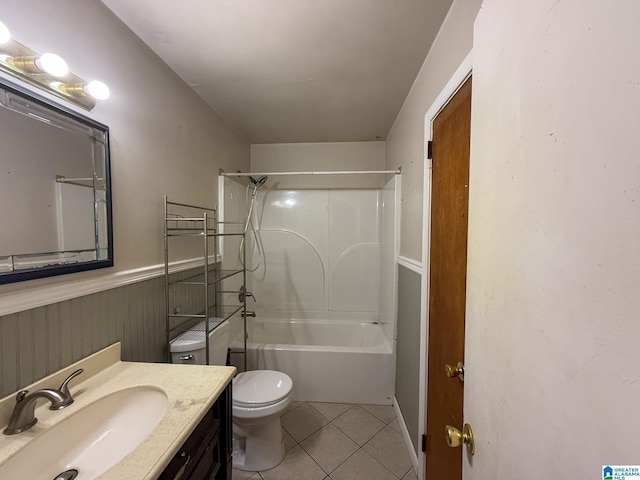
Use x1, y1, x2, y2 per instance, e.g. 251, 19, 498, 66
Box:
297, 439, 335, 476
359, 447, 405, 480
318, 440, 363, 477
311, 402, 402, 472
296, 425, 364, 477
294, 430, 392, 479
361, 426, 414, 479
329, 415, 388, 448
282, 401, 334, 444
286, 401, 305, 414
292, 401, 396, 425
282, 422, 327, 445
294, 415, 404, 478
358, 404, 398, 425
290, 424, 375, 474
308, 401, 358, 422
241, 401, 408, 480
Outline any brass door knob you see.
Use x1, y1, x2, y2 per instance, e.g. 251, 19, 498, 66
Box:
445, 423, 475, 456
444, 362, 464, 381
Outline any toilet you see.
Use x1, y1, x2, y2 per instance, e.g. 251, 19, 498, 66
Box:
170, 319, 293, 471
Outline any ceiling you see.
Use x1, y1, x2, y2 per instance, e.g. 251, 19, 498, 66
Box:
101, 0, 453, 144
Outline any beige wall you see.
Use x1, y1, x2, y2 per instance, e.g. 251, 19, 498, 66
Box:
251, 142, 385, 189
0, 0, 249, 294
383, 1, 482, 467
466, 0, 640, 477
385, 0, 482, 261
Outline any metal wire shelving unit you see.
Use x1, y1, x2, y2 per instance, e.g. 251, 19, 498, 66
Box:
163, 195, 247, 370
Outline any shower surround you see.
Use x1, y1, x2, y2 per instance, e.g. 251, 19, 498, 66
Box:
220, 173, 398, 404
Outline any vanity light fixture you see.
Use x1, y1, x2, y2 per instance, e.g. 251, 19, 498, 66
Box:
85, 80, 110, 100
61, 80, 110, 100
0, 19, 109, 110
8, 52, 69, 77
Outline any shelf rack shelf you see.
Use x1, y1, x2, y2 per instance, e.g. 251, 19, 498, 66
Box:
168, 268, 244, 286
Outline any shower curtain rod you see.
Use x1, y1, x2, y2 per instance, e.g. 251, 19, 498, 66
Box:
55, 176, 105, 188
221, 169, 400, 177
56, 176, 105, 182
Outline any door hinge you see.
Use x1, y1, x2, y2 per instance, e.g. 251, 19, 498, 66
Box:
427, 140, 433, 160
421, 434, 427, 452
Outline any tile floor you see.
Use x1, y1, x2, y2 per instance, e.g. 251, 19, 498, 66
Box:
232, 401, 418, 480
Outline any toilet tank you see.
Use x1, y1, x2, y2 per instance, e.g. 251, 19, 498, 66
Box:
170, 318, 230, 365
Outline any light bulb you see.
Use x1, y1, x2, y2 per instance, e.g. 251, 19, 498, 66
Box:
35, 53, 68, 77
0, 21, 10, 45
85, 80, 110, 100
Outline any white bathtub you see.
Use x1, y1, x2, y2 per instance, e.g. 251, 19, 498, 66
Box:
231, 317, 395, 405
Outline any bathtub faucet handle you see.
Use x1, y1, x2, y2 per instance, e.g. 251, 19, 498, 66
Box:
239, 286, 257, 303
242, 310, 256, 318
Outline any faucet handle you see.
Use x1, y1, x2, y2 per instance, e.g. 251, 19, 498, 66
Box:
59, 368, 84, 399
15, 390, 28, 402
239, 286, 257, 303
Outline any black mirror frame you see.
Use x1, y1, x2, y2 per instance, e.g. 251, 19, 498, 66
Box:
0, 78, 113, 285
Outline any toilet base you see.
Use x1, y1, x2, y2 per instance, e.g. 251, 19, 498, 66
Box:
232, 417, 286, 471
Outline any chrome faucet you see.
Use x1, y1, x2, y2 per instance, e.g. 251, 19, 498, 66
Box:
3, 368, 83, 435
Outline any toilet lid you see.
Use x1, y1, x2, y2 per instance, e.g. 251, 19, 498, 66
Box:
233, 370, 293, 407
169, 318, 227, 353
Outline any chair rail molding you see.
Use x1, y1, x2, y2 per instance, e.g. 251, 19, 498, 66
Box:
397, 256, 423, 275
0, 256, 219, 317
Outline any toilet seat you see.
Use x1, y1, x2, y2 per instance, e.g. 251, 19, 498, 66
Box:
233, 370, 293, 407
232, 370, 293, 419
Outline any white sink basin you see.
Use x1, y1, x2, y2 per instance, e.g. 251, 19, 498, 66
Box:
0, 385, 168, 480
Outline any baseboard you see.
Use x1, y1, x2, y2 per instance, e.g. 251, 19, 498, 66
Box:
393, 396, 419, 473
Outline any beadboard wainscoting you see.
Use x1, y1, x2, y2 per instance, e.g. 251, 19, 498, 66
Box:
0, 265, 215, 398
395, 258, 422, 458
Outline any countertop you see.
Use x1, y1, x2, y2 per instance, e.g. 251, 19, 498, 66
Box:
0, 343, 236, 479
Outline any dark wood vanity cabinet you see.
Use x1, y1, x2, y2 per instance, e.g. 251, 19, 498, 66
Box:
158, 384, 232, 480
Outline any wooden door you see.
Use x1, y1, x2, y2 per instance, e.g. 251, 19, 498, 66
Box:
425, 76, 472, 480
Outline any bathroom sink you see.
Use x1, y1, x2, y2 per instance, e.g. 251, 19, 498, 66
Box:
0, 385, 168, 480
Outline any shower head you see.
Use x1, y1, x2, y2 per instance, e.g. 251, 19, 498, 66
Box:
249, 175, 268, 188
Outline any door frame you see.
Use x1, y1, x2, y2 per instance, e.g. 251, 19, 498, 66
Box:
417, 51, 473, 480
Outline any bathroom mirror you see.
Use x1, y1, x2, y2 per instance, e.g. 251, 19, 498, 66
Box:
0, 78, 113, 284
